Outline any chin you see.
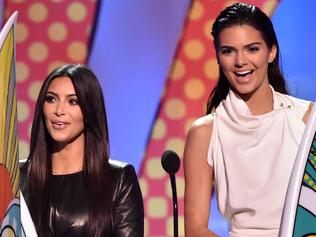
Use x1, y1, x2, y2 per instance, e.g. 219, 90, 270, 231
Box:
232, 84, 253, 94
51, 133, 84, 145
51, 136, 71, 144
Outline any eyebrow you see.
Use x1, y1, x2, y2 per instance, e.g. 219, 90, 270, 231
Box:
220, 42, 263, 49
46, 91, 77, 97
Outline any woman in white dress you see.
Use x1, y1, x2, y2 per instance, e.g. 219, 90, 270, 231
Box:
183, 3, 312, 237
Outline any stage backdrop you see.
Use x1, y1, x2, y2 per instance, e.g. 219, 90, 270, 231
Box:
272, 0, 316, 101
1, 0, 315, 236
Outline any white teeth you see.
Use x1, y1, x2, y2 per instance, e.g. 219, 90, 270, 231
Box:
235, 70, 252, 76
237, 70, 251, 75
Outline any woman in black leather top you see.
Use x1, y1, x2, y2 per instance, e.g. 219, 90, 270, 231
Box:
21, 64, 144, 237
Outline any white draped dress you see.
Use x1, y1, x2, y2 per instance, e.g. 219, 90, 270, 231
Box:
207, 87, 310, 237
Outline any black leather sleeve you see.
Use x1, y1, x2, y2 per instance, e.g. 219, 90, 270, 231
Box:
112, 165, 144, 237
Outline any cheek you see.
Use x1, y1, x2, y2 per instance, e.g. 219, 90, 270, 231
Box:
218, 59, 233, 77
218, 57, 233, 72
254, 53, 271, 67
253, 60, 269, 75
73, 111, 84, 128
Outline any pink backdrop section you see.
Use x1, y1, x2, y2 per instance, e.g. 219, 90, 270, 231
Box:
4, 0, 98, 161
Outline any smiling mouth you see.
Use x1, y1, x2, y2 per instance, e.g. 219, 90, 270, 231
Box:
234, 70, 253, 77
233, 70, 254, 84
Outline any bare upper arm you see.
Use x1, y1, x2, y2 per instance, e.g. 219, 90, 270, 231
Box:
303, 102, 314, 124
184, 114, 215, 234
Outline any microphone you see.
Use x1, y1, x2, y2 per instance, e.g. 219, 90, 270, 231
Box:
161, 150, 180, 237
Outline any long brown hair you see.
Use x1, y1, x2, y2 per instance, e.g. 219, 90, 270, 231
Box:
207, 3, 288, 113
25, 64, 113, 236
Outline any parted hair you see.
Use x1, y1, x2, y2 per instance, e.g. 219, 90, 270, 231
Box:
25, 64, 113, 237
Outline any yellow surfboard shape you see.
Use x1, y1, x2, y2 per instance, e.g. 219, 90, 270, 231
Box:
0, 11, 22, 237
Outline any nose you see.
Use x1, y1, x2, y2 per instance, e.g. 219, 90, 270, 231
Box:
235, 52, 247, 67
54, 102, 65, 116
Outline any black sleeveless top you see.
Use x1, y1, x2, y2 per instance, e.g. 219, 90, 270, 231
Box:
48, 171, 88, 236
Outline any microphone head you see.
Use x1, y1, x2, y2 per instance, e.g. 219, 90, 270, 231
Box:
161, 150, 180, 174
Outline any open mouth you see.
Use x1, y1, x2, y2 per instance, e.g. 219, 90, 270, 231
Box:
52, 121, 69, 129
234, 70, 253, 77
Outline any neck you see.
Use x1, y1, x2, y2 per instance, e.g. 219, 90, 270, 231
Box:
51, 135, 84, 175
239, 83, 273, 115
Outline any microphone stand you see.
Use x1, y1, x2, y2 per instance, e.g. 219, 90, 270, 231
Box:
170, 173, 178, 237
161, 149, 180, 237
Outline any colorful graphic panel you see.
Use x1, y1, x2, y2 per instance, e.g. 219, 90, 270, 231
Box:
0, 11, 21, 237
293, 132, 316, 236
280, 103, 316, 237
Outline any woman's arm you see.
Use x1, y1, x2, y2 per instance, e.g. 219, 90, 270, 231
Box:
113, 165, 144, 237
184, 116, 220, 237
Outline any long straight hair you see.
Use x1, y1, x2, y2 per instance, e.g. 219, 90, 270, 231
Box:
206, 3, 288, 113
25, 64, 113, 236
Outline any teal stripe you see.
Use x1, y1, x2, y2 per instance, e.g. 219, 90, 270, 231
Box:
294, 205, 316, 237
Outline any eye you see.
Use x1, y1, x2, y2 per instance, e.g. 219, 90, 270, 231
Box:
45, 95, 56, 103
69, 98, 79, 106
247, 46, 259, 53
220, 48, 234, 55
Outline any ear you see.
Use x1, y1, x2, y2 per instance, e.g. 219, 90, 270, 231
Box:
268, 45, 277, 63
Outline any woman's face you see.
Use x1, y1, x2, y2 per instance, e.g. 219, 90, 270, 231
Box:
43, 76, 84, 146
217, 24, 276, 97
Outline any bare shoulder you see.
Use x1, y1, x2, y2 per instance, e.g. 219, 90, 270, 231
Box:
187, 114, 214, 139
303, 102, 314, 124
184, 113, 215, 161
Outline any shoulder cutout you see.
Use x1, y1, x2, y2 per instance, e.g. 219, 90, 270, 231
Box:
303, 102, 314, 124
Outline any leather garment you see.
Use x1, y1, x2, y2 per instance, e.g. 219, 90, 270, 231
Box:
108, 161, 144, 237
21, 160, 144, 237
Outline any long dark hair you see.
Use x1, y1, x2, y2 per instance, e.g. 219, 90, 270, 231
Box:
206, 3, 288, 113
25, 64, 113, 236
